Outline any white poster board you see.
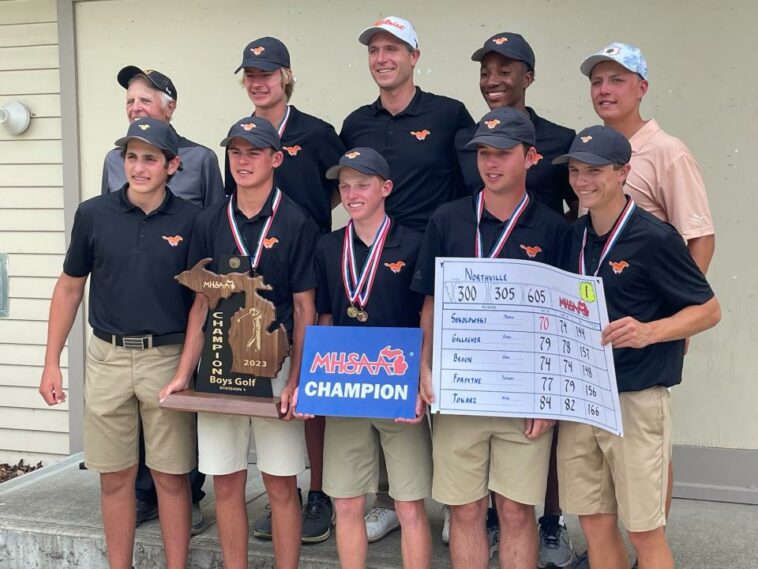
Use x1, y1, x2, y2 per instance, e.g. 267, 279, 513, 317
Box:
431, 258, 623, 435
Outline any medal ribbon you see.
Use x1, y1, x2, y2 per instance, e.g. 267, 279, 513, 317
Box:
579, 198, 636, 276
341, 216, 391, 308
276, 105, 291, 137
226, 187, 282, 270
474, 190, 530, 258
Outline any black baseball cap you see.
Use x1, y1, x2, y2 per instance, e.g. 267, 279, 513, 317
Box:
471, 32, 535, 72
326, 147, 391, 180
117, 66, 177, 101
234, 37, 290, 73
220, 116, 281, 151
466, 107, 535, 150
114, 117, 179, 156
552, 125, 631, 166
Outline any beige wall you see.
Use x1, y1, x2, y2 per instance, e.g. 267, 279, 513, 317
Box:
73, 0, 756, 449
0, 0, 70, 464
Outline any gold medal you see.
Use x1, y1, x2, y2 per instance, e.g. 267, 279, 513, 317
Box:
357, 310, 368, 323
229, 256, 241, 269
347, 305, 359, 318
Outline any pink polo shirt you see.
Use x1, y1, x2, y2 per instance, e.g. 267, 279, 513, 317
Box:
626, 119, 715, 241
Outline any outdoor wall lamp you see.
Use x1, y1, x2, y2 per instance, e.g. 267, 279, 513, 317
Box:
0, 101, 31, 135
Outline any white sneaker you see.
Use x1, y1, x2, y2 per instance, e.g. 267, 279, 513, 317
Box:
365, 506, 400, 543
441, 505, 450, 544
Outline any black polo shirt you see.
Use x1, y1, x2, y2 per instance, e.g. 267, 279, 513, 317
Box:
224, 106, 345, 234
63, 186, 200, 336
340, 87, 475, 232
568, 206, 714, 392
456, 107, 576, 215
315, 220, 423, 327
412, 191, 569, 296
188, 188, 318, 338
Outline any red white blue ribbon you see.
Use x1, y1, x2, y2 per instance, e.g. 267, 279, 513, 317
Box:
226, 187, 282, 270
276, 105, 291, 137
475, 190, 530, 258
579, 197, 636, 276
341, 216, 391, 308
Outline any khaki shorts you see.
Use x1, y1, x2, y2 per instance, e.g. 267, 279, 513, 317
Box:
432, 414, 553, 506
198, 358, 306, 477
84, 335, 196, 474
323, 417, 432, 501
557, 386, 672, 532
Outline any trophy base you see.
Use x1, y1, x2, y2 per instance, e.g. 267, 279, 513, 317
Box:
160, 389, 283, 418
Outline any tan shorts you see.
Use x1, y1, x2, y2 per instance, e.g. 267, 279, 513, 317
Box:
197, 358, 306, 477
84, 335, 196, 474
432, 414, 553, 506
557, 386, 672, 532
323, 417, 432, 501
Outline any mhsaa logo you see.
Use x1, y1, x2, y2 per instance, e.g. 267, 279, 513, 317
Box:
310, 345, 409, 376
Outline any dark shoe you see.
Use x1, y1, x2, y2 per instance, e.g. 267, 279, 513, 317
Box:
190, 503, 209, 536
301, 490, 334, 543
537, 514, 576, 568
135, 500, 158, 526
253, 488, 302, 540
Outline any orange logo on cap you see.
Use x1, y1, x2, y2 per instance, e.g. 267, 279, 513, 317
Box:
384, 260, 406, 273
609, 260, 629, 274
240, 122, 256, 131
493, 36, 509, 45
520, 244, 542, 258
162, 235, 183, 247
138, 124, 150, 130
485, 119, 501, 129
346, 151, 361, 159
581, 135, 593, 143
411, 129, 431, 141
263, 237, 279, 249
251, 46, 266, 55
283, 145, 302, 156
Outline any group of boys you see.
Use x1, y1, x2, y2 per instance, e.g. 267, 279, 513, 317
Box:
39, 13, 719, 569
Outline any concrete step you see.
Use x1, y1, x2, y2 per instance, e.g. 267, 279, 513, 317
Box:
1, 453, 757, 568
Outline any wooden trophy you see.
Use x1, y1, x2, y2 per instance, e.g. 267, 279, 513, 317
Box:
159, 256, 289, 418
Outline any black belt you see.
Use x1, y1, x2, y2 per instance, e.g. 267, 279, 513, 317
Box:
93, 329, 185, 349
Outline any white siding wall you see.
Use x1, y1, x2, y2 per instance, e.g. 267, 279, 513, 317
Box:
0, 0, 68, 465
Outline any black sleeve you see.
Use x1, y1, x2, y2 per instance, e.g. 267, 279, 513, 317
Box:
318, 123, 346, 200
62, 208, 93, 278
411, 214, 444, 296
223, 150, 236, 196
314, 237, 332, 315
455, 127, 482, 195
289, 219, 319, 293
186, 213, 212, 269
649, 232, 714, 311
450, 104, 477, 200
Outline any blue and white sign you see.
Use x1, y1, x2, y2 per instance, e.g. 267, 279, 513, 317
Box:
296, 326, 422, 419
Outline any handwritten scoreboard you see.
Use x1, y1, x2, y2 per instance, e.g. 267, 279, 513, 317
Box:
432, 258, 623, 436
297, 326, 421, 420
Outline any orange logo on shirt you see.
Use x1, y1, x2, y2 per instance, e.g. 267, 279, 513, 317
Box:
520, 244, 542, 258
162, 235, 183, 247
485, 119, 501, 129
411, 129, 431, 141
345, 151, 361, 159
263, 237, 279, 249
240, 122, 256, 131
609, 260, 629, 274
493, 37, 509, 45
581, 135, 593, 143
283, 145, 302, 156
384, 260, 406, 273
250, 46, 266, 55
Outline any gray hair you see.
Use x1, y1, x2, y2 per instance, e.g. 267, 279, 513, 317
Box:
127, 74, 175, 110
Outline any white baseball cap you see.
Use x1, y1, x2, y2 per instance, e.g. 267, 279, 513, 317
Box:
358, 16, 419, 49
